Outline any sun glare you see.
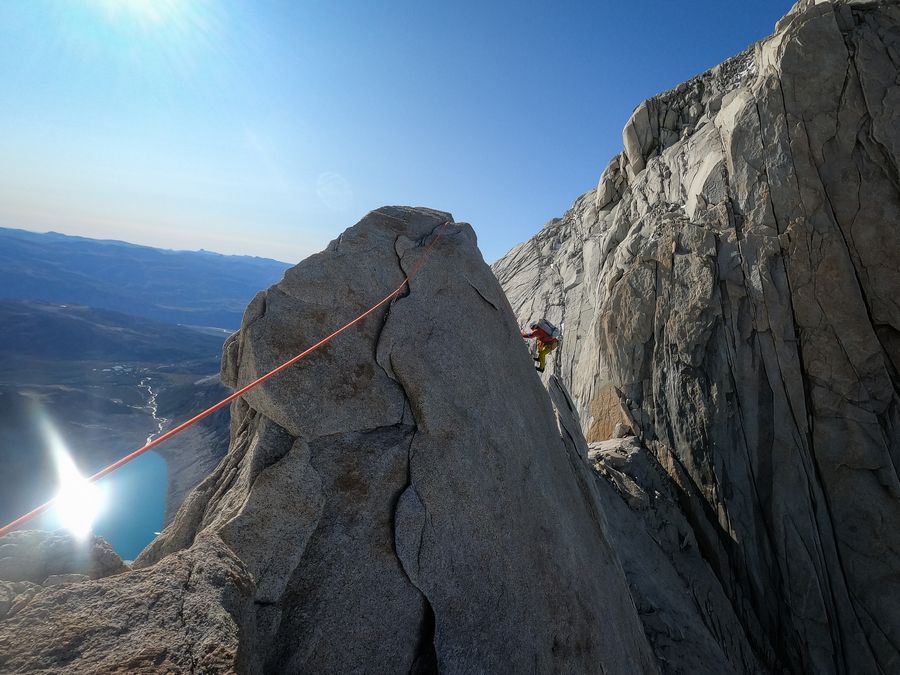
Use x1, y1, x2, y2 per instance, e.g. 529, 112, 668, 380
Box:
90, 0, 185, 24
40, 418, 105, 540
53, 448, 104, 540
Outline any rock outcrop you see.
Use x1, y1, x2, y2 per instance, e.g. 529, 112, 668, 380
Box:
0, 207, 657, 673
0, 530, 127, 585
495, 1, 900, 673
0, 530, 129, 626
0, 537, 255, 673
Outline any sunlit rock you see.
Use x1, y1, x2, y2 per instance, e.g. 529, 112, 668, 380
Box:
0, 207, 656, 674
494, 1, 900, 672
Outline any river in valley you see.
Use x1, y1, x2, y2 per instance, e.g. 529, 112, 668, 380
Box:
32, 376, 170, 561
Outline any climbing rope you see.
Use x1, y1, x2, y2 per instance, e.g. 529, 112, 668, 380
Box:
0, 222, 450, 538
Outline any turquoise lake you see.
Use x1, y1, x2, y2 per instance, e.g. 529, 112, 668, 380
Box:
33, 451, 167, 561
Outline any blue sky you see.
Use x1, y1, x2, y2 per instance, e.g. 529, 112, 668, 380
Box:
0, 0, 793, 263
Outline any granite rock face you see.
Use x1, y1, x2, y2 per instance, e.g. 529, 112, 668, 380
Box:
0, 207, 657, 673
588, 437, 774, 675
548, 375, 766, 675
0, 536, 256, 674
495, 2, 900, 673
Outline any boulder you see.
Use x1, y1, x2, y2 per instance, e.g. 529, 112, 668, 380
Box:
612, 422, 633, 439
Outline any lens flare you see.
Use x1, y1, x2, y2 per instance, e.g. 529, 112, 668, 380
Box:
39, 415, 105, 540
51, 0, 224, 82
52, 447, 104, 540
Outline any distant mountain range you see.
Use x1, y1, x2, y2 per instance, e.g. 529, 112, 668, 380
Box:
0, 299, 231, 534
0, 228, 292, 556
0, 227, 292, 329
0, 299, 229, 363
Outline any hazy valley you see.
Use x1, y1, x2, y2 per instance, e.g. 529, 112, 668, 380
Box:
0, 230, 289, 556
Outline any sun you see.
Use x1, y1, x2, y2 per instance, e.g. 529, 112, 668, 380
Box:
89, 0, 188, 25
46, 0, 221, 79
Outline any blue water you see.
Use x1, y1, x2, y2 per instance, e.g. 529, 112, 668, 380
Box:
33, 451, 168, 561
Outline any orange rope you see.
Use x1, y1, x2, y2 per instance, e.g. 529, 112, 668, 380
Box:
0, 222, 450, 538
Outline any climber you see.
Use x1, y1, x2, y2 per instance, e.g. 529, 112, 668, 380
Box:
521, 319, 562, 373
